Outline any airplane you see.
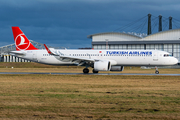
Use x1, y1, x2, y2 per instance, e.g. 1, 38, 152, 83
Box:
10, 26, 178, 74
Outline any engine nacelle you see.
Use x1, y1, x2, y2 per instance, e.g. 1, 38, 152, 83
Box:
94, 60, 111, 71
110, 66, 124, 71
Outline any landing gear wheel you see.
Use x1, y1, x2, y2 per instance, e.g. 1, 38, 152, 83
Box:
83, 68, 89, 74
155, 70, 159, 74
92, 69, 99, 73
155, 66, 159, 74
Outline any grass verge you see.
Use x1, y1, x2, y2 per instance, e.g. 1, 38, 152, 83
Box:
0, 74, 180, 119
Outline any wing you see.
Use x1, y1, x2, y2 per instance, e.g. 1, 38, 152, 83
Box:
44, 44, 95, 66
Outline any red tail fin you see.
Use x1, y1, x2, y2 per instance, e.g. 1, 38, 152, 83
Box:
12, 27, 38, 51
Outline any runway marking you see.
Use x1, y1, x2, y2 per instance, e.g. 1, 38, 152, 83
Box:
0, 72, 180, 76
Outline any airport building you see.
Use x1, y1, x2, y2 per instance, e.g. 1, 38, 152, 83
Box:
88, 14, 180, 62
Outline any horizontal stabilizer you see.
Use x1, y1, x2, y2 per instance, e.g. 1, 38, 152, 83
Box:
9, 51, 25, 56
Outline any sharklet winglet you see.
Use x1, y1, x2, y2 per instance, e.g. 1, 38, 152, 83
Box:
44, 44, 59, 56
44, 44, 52, 54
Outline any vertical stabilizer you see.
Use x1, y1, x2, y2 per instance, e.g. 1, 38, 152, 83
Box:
12, 27, 38, 51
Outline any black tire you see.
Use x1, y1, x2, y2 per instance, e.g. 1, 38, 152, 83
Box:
83, 68, 89, 74
155, 70, 159, 74
92, 69, 98, 73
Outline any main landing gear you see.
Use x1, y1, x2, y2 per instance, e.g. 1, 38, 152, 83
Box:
83, 68, 89, 74
92, 69, 98, 73
155, 66, 159, 74
83, 68, 99, 74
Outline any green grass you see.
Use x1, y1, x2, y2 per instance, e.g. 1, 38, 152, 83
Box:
0, 74, 180, 119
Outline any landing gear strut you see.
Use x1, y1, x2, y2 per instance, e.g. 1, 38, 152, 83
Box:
155, 66, 159, 74
92, 69, 98, 73
83, 68, 89, 74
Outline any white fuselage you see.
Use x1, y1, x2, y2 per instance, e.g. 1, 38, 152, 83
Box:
18, 49, 178, 66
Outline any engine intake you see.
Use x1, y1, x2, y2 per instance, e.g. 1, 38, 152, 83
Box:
94, 60, 111, 71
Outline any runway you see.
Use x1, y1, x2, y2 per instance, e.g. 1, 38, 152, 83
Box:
0, 72, 180, 76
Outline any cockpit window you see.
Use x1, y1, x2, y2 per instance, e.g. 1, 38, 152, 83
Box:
164, 54, 172, 57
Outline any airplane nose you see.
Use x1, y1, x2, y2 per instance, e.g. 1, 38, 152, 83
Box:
174, 58, 179, 64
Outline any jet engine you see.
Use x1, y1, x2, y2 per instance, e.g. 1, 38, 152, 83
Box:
110, 66, 124, 71
94, 60, 111, 71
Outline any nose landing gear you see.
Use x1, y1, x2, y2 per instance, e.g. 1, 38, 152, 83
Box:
155, 66, 159, 74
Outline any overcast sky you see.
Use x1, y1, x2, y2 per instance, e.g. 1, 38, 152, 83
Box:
1, 0, 180, 48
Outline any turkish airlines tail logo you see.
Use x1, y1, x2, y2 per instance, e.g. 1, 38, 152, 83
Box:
18, 36, 27, 46
12, 27, 38, 51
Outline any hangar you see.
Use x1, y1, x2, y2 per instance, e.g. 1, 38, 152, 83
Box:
88, 14, 180, 62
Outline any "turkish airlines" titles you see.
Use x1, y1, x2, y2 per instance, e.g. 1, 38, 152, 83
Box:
106, 51, 152, 55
